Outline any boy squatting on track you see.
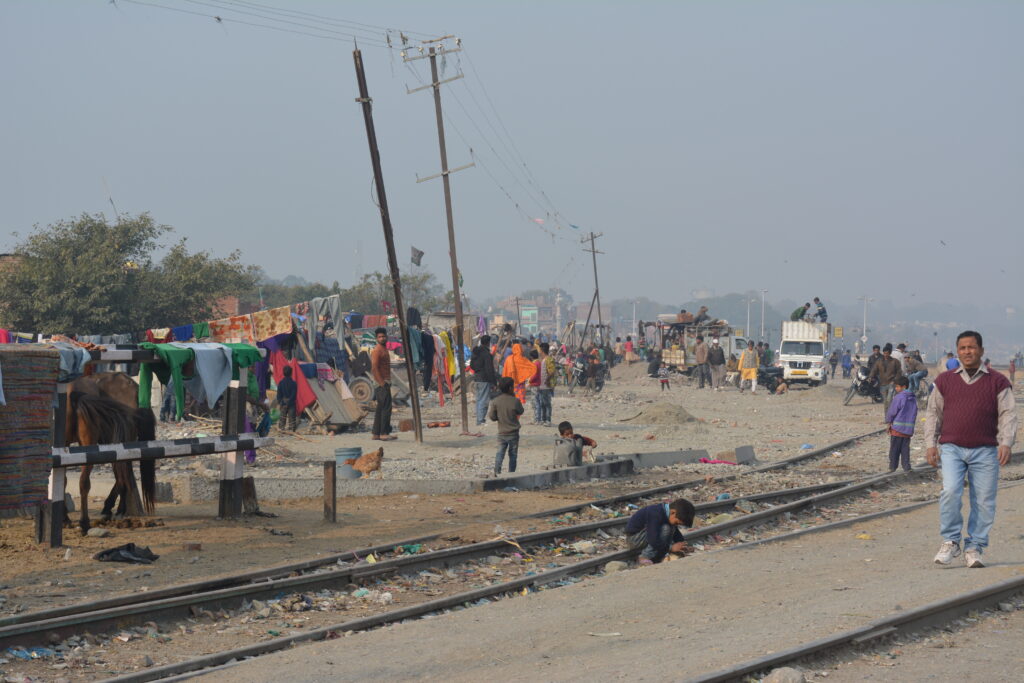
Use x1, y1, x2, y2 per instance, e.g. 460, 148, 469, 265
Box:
625, 499, 696, 565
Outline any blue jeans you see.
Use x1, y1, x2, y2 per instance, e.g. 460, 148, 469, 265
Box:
535, 388, 553, 424
907, 370, 928, 393
939, 444, 1000, 551
495, 433, 519, 475
628, 524, 675, 562
474, 381, 492, 425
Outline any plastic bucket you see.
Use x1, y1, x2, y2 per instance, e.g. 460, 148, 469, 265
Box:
334, 447, 363, 479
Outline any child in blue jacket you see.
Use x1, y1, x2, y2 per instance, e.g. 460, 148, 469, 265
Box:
625, 498, 695, 565
884, 375, 917, 472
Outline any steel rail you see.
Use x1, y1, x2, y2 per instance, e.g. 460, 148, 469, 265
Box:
96, 470, 910, 683
1, 426, 883, 637
0, 480, 848, 648
531, 428, 886, 518
132, 473, 1024, 683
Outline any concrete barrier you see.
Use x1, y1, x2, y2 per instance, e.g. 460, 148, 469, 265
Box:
481, 457, 636, 491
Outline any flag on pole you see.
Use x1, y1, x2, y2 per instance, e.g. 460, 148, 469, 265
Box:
569, 224, 581, 230
458, 270, 464, 288
411, 246, 424, 266
531, 217, 545, 224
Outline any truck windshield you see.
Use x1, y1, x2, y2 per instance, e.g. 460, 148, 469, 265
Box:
782, 341, 824, 356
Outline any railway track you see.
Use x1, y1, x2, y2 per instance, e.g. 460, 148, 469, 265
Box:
689, 478, 1024, 683
0, 429, 882, 632
95, 467, 934, 683
0, 429, 891, 680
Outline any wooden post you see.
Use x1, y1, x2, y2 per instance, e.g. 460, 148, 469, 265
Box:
353, 46, 424, 443
218, 369, 246, 519
38, 384, 68, 547
323, 460, 337, 523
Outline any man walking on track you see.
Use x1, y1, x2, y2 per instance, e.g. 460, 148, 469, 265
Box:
371, 327, 395, 441
925, 330, 1016, 568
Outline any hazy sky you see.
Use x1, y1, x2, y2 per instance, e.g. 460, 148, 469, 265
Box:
3, 1, 1022, 310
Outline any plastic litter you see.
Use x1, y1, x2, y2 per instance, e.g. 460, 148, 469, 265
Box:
6, 646, 55, 660
800, 444, 814, 449
716, 493, 732, 500
352, 588, 370, 598
93, 543, 160, 564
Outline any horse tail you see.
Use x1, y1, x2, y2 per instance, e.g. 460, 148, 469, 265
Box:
135, 408, 158, 515
74, 393, 137, 444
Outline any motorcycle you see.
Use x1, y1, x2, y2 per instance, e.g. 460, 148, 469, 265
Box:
758, 366, 784, 394
843, 365, 883, 405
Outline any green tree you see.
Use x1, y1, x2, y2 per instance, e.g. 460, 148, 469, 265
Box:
0, 213, 258, 334
337, 271, 452, 314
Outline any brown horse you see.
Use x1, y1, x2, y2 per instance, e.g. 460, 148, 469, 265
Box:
65, 373, 157, 535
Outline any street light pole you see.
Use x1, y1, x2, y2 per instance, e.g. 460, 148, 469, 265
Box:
858, 296, 875, 349
760, 289, 767, 340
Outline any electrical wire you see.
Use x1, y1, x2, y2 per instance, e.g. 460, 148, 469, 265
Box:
224, 0, 437, 38
120, 0, 392, 46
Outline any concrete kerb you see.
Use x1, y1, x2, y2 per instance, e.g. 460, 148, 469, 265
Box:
120, 446, 762, 503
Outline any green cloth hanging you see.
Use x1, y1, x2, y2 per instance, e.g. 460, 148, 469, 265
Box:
137, 342, 196, 420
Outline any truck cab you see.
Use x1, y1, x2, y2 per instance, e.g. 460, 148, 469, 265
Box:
779, 321, 831, 385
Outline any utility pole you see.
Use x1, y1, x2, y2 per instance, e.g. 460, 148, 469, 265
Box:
583, 232, 604, 344
858, 296, 875, 347
760, 289, 767, 340
406, 39, 474, 434
515, 296, 522, 334
352, 46, 423, 444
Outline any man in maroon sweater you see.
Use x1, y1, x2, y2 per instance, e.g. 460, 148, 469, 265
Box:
924, 330, 1017, 568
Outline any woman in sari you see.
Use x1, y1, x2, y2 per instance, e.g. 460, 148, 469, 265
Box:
503, 343, 538, 404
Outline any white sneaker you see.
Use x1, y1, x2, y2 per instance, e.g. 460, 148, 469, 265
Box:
964, 548, 985, 568
934, 541, 961, 565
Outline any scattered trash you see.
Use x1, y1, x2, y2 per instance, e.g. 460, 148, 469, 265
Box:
6, 646, 56, 660
396, 544, 423, 555
86, 527, 111, 538
352, 588, 370, 598
800, 444, 814, 450
587, 632, 622, 637
366, 553, 377, 564
604, 561, 628, 573
855, 533, 873, 541
93, 543, 160, 564
716, 493, 732, 501
62, 547, 73, 561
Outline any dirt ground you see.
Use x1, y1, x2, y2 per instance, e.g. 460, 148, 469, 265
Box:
151, 360, 884, 483
195, 479, 1024, 682
0, 364, 885, 613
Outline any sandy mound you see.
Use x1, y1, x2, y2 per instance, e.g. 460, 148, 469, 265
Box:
619, 403, 695, 425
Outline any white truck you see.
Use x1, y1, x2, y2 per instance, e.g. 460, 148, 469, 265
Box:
779, 321, 831, 386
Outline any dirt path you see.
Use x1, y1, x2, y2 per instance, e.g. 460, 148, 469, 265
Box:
196, 483, 1024, 682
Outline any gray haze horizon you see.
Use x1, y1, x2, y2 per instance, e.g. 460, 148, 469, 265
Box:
3, 2, 1022, 319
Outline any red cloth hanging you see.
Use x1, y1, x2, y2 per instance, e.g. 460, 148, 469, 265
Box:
270, 350, 316, 415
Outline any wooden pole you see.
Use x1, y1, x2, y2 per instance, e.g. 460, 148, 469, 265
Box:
39, 384, 68, 547
323, 460, 337, 523
426, 46, 470, 434
353, 47, 424, 443
219, 369, 246, 519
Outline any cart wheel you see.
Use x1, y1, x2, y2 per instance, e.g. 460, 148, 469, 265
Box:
350, 377, 375, 405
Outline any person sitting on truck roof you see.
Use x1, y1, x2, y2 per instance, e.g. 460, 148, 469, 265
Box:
790, 303, 811, 321
693, 306, 710, 325
813, 297, 828, 322
676, 309, 694, 324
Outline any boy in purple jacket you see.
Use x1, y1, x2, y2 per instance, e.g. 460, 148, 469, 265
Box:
884, 375, 917, 472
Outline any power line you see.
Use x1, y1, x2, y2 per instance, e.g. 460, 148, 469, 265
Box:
223, 0, 437, 38
403, 58, 578, 244
460, 43, 569, 224
120, 0, 391, 47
